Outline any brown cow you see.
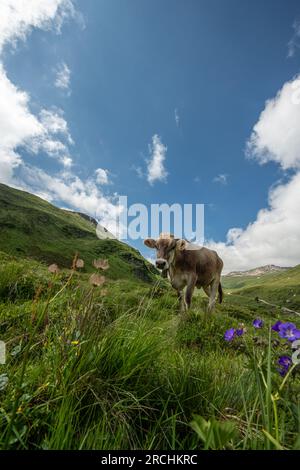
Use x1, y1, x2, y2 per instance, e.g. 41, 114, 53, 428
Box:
144, 234, 223, 313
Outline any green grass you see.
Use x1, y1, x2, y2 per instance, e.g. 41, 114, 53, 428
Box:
0, 254, 300, 450
222, 265, 300, 311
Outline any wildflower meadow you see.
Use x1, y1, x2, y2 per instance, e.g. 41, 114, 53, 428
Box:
1, 250, 300, 450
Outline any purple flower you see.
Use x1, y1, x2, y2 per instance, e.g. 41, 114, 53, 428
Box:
278, 322, 300, 342
236, 328, 245, 337
253, 318, 264, 329
277, 367, 288, 377
272, 320, 283, 332
277, 355, 292, 376
224, 328, 235, 342
278, 355, 292, 368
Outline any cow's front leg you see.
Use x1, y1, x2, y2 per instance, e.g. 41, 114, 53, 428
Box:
177, 289, 187, 313
171, 275, 187, 313
185, 274, 197, 309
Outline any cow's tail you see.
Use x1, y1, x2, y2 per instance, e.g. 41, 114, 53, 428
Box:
218, 282, 223, 304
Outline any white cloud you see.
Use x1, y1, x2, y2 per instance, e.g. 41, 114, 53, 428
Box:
0, 2, 76, 186
26, 108, 74, 166
132, 165, 144, 179
0, 64, 42, 148
60, 155, 72, 168
288, 20, 300, 58
246, 75, 300, 169
95, 168, 109, 185
147, 134, 168, 185
40, 108, 73, 143
0, 0, 119, 234
209, 76, 300, 273
54, 61, 71, 92
213, 173, 228, 185
0, 63, 42, 184
208, 172, 300, 273
0, 148, 22, 184
174, 108, 180, 127
0, 0, 77, 53
17, 165, 121, 224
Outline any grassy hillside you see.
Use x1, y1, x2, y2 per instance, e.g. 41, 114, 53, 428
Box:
0, 184, 300, 450
0, 183, 156, 282
0, 251, 300, 450
222, 265, 300, 311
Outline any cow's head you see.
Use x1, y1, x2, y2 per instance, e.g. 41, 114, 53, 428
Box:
144, 234, 187, 270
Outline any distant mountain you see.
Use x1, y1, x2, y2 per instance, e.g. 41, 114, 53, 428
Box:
222, 263, 300, 311
225, 264, 291, 278
0, 183, 156, 282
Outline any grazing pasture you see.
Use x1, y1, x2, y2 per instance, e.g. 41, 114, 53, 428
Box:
0, 251, 300, 450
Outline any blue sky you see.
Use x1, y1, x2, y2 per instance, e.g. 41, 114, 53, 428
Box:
1, 0, 300, 271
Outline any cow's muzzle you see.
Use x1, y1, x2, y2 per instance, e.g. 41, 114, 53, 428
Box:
155, 258, 168, 270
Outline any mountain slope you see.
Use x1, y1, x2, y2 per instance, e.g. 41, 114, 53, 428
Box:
225, 265, 290, 278
222, 263, 300, 310
0, 183, 156, 282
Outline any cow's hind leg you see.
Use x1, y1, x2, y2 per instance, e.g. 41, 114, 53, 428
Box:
207, 278, 219, 314
202, 285, 211, 312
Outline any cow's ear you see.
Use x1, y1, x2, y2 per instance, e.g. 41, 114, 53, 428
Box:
144, 238, 157, 249
176, 239, 187, 251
